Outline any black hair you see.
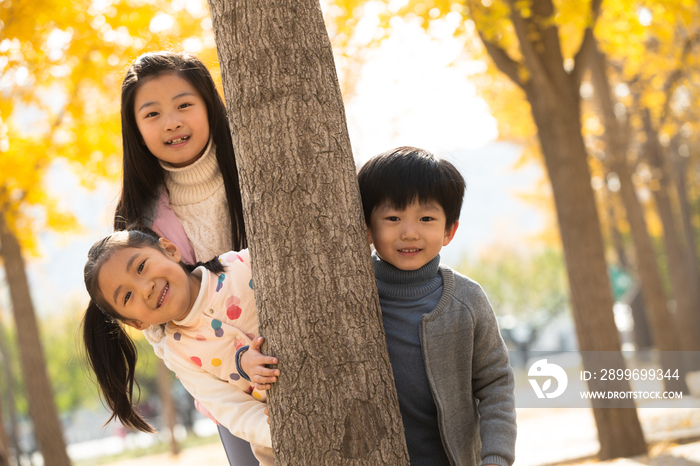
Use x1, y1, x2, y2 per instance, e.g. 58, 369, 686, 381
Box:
357, 146, 466, 228
114, 51, 247, 253
82, 228, 224, 432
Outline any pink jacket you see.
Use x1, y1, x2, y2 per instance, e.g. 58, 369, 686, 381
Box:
150, 188, 197, 265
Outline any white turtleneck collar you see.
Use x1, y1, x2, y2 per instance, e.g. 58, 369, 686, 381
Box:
159, 139, 223, 206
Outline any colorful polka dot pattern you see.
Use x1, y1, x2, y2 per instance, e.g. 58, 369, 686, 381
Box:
166, 250, 265, 402
211, 319, 224, 337
221, 252, 244, 263
234, 334, 244, 349
226, 295, 242, 320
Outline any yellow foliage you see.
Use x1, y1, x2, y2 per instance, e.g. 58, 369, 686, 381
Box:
553, 0, 593, 60
0, 0, 216, 255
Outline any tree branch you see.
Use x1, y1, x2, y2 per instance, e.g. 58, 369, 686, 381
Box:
659, 34, 700, 126
571, 0, 603, 88
477, 32, 525, 89
507, 0, 550, 89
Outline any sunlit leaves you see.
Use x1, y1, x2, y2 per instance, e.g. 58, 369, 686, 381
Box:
0, 0, 218, 253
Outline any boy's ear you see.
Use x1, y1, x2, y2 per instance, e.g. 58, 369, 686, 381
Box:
159, 237, 182, 262
367, 227, 374, 245
123, 319, 148, 331
443, 220, 459, 246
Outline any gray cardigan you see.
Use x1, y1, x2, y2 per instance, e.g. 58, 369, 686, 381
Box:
421, 265, 516, 466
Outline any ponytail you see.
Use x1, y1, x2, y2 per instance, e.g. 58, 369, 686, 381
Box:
82, 300, 155, 433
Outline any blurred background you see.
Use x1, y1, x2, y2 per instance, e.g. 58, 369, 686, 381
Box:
1, 0, 699, 465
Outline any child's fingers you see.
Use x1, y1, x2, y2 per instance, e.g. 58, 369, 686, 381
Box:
250, 336, 265, 351
254, 374, 278, 384
254, 355, 278, 366
251, 366, 280, 378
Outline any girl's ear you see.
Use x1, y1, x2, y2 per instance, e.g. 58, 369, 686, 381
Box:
123, 319, 149, 331
159, 238, 182, 263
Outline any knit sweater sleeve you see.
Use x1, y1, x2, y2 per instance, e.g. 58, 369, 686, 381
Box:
459, 276, 516, 466
162, 354, 272, 448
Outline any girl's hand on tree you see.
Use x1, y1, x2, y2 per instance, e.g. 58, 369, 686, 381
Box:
241, 336, 280, 390
264, 405, 270, 425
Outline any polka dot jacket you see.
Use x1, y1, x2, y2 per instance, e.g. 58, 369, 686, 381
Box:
143, 249, 272, 450
165, 249, 265, 402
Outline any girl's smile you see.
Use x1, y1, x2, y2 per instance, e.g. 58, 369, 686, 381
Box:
97, 239, 201, 330
157, 283, 170, 307
134, 73, 210, 168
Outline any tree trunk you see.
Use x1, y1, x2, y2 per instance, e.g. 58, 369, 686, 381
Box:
605, 190, 630, 272
642, 110, 700, 360
627, 285, 654, 350
670, 140, 700, 341
588, 45, 690, 392
473, 0, 646, 457
603, 191, 654, 351
0, 395, 9, 466
157, 360, 180, 455
601, 188, 654, 350
0, 212, 71, 466
206, 0, 410, 464
525, 83, 647, 459
0, 318, 22, 466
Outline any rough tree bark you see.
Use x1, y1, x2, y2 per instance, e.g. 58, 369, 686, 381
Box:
589, 44, 691, 392
206, 0, 410, 464
0, 212, 71, 466
470, 0, 647, 458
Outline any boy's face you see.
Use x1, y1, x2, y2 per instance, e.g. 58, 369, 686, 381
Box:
368, 200, 458, 271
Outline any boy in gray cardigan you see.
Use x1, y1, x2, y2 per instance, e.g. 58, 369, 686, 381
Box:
357, 146, 516, 466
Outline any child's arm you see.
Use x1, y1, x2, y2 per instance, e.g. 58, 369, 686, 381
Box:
165, 356, 272, 448
239, 336, 280, 391
470, 287, 517, 466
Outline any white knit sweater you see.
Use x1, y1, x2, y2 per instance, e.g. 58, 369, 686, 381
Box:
159, 141, 232, 263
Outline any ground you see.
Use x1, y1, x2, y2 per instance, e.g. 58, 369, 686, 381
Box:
102, 402, 700, 466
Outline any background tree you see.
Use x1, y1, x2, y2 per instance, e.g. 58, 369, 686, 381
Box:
0, 217, 71, 465
592, 1, 700, 357
453, 0, 647, 457
587, 41, 690, 391
328, 0, 700, 456
0, 0, 222, 458
206, 0, 410, 463
459, 245, 569, 364
0, 317, 21, 466
0, 391, 8, 466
